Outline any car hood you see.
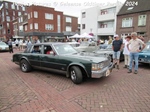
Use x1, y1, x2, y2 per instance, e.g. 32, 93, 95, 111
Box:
62, 52, 108, 63
0, 45, 9, 49
95, 49, 113, 54
139, 51, 150, 56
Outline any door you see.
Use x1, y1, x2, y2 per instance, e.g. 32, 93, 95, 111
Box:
28, 45, 42, 67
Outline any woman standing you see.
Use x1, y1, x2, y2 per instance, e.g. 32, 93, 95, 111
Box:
123, 36, 131, 68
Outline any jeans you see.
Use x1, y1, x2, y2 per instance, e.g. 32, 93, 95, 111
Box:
129, 52, 139, 71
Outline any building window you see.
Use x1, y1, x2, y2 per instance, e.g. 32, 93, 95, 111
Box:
22, 6, 25, 11
6, 10, 8, 15
66, 26, 72, 32
34, 11, 38, 18
30, 12, 32, 18
100, 7, 115, 15
122, 17, 133, 27
107, 7, 116, 14
6, 16, 10, 22
5, 3, 8, 9
57, 15, 61, 33
138, 15, 146, 26
28, 13, 30, 19
82, 24, 85, 29
19, 26, 23, 31
82, 12, 86, 18
12, 16, 15, 20
101, 10, 108, 15
99, 21, 114, 28
34, 23, 38, 29
18, 12, 21, 16
25, 25, 27, 31
11, 4, 15, 9
18, 18, 21, 23
30, 24, 33, 29
3, 29, 6, 34
16, 5, 19, 10
7, 23, 9, 28
127, 7, 134, 10
45, 24, 54, 30
20, 17, 23, 22
13, 24, 17, 29
100, 23, 107, 28
13, 11, 15, 16
66, 17, 72, 23
45, 13, 53, 20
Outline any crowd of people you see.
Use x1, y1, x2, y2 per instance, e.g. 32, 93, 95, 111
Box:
7, 37, 41, 53
112, 32, 146, 74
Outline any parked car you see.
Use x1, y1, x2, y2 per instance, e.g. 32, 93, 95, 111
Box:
12, 42, 113, 84
67, 42, 80, 47
0, 41, 9, 52
138, 42, 150, 64
94, 44, 124, 61
74, 41, 98, 52
99, 44, 108, 49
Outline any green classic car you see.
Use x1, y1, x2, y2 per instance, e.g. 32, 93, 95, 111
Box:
12, 42, 113, 84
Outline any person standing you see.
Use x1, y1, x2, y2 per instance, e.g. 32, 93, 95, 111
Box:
8, 39, 13, 53
123, 36, 131, 68
108, 36, 113, 45
112, 35, 123, 69
127, 32, 146, 74
26, 39, 32, 48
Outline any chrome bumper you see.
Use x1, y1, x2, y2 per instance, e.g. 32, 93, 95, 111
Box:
91, 63, 113, 78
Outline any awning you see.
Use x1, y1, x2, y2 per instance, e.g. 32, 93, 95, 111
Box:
13, 36, 24, 38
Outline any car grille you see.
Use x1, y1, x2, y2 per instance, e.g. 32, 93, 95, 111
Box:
100, 60, 110, 69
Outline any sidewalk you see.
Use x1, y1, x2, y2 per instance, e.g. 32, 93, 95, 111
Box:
0, 50, 150, 112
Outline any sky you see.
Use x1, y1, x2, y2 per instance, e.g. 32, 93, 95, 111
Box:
7, 0, 126, 23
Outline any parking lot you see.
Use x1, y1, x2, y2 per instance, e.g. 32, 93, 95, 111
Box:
0, 50, 150, 112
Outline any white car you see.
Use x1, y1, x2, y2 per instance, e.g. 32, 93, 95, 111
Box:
74, 41, 98, 52
0, 42, 9, 51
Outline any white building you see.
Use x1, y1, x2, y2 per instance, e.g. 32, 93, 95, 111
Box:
80, 1, 123, 40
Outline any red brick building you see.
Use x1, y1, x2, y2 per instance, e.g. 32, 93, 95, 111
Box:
12, 5, 78, 42
0, 1, 27, 41
63, 15, 78, 36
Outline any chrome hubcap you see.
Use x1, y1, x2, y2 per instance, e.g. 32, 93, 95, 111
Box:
71, 70, 76, 81
22, 63, 27, 71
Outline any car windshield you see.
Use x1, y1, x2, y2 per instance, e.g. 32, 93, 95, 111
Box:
54, 44, 77, 54
143, 44, 150, 51
0, 42, 7, 45
80, 42, 89, 46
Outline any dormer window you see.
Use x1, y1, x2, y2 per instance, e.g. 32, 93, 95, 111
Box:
127, 7, 134, 10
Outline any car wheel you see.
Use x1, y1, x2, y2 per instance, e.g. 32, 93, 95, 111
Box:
70, 66, 83, 84
20, 59, 32, 72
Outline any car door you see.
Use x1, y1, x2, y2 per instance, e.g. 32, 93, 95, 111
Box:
27, 45, 42, 67
40, 45, 59, 71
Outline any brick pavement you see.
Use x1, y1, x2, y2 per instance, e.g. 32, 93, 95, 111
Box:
0, 50, 150, 112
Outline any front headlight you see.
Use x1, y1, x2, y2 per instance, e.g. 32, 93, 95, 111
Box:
92, 63, 104, 71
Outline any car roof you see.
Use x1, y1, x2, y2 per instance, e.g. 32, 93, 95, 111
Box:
33, 42, 67, 46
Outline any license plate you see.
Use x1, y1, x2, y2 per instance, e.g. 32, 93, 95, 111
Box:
105, 69, 110, 77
